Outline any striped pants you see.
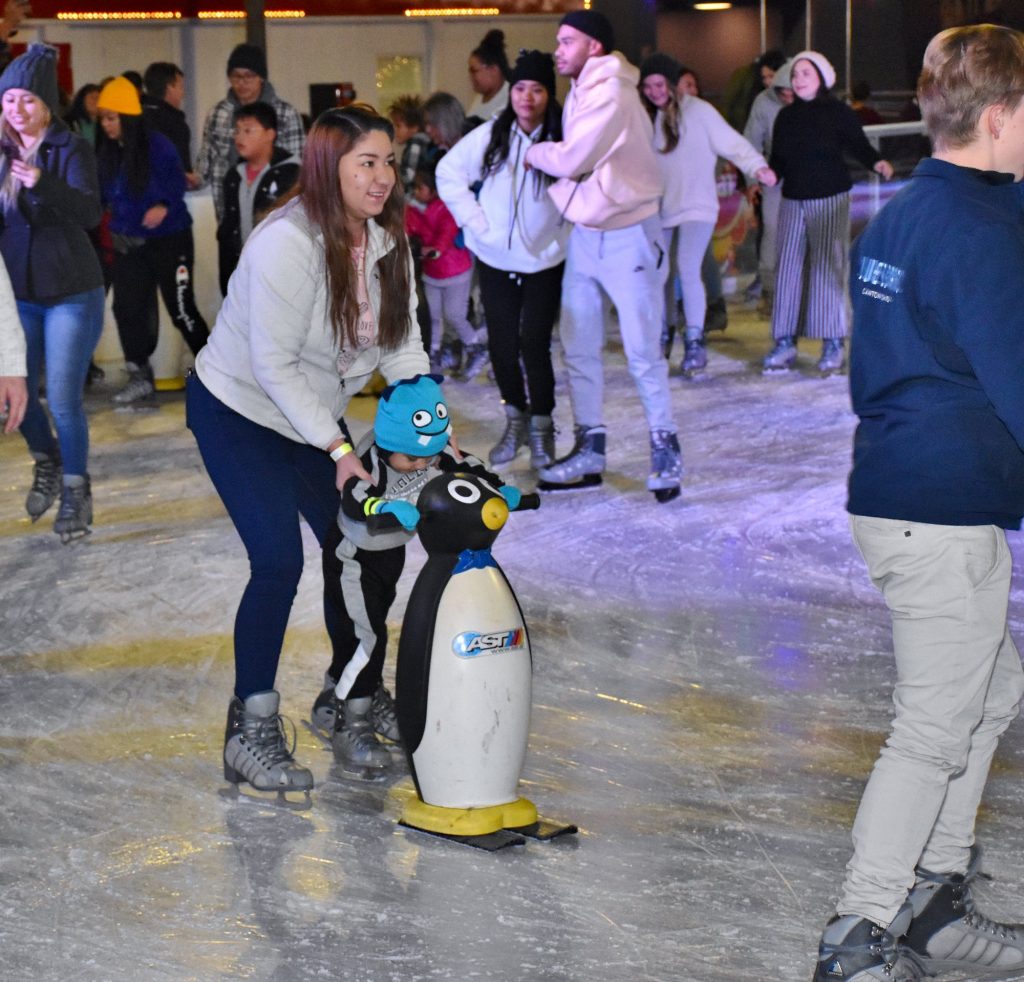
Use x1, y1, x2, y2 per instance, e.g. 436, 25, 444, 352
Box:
771, 192, 850, 341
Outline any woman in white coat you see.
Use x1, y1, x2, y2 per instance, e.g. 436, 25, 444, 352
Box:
437, 50, 570, 468
186, 106, 429, 795
639, 54, 776, 376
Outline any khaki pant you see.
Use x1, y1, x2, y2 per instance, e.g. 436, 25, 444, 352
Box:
839, 516, 1024, 926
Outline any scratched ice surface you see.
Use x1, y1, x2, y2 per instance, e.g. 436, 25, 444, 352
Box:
4, 307, 1024, 982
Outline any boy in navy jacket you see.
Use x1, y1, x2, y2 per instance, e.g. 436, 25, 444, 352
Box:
813, 24, 1024, 982
216, 101, 299, 295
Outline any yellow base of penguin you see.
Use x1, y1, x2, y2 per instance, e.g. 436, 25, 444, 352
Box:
401, 796, 538, 837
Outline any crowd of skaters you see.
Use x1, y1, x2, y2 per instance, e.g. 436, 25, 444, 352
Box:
4, 13, 1024, 982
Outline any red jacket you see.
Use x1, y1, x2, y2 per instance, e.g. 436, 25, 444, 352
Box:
404, 197, 472, 280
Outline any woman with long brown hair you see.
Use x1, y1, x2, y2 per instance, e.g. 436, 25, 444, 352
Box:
186, 105, 427, 795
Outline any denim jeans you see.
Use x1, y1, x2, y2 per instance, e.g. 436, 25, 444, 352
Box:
186, 373, 343, 699
18, 287, 105, 477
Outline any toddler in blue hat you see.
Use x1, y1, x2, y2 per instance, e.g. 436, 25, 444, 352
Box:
315, 373, 521, 775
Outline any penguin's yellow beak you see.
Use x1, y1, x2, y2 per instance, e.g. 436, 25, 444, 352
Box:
481, 497, 508, 530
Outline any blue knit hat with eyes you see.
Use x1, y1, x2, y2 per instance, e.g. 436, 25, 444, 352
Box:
375, 374, 452, 458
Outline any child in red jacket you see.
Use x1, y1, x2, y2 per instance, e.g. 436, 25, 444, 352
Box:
404, 158, 488, 378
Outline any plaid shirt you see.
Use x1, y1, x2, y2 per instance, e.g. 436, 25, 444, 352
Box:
197, 80, 305, 220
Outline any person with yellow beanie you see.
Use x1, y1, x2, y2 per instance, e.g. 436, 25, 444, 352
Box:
96, 75, 208, 406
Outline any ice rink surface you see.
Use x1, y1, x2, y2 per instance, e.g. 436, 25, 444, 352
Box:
4, 306, 1024, 982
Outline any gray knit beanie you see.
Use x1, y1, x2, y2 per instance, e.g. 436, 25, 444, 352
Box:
0, 43, 60, 114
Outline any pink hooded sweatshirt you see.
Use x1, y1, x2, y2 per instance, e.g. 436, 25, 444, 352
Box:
526, 51, 663, 232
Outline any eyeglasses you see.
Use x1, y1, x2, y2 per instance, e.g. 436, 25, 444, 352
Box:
229, 70, 260, 83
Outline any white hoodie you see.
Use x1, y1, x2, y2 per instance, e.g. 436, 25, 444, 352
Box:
436, 117, 570, 274
526, 52, 662, 231
654, 95, 769, 227
196, 198, 427, 450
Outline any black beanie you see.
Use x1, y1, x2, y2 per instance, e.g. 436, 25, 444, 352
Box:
227, 43, 267, 79
510, 49, 556, 98
639, 53, 682, 87
559, 10, 615, 55
0, 43, 60, 114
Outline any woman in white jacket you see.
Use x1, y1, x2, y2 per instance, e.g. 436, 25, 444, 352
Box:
186, 106, 428, 796
639, 54, 776, 376
437, 50, 570, 468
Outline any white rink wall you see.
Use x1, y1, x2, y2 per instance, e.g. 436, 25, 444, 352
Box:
22, 16, 565, 137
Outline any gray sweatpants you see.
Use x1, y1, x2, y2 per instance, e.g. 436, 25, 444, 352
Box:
839, 516, 1024, 926
559, 219, 675, 434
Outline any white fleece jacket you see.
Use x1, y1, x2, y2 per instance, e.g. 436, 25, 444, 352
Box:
655, 96, 769, 228
0, 258, 24, 377
196, 198, 427, 450
436, 117, 569, 273
525, 52, 662, 231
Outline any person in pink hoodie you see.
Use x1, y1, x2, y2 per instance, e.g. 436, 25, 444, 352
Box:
404, 156, 487, 378
524, 10, 682, 503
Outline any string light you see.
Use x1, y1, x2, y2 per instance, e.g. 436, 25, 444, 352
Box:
56, 11, 182, 20
404, 7, 500, 16
197, 9, 305, 17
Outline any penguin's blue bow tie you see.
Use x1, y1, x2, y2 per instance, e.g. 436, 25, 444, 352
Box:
454, 548, 497, 574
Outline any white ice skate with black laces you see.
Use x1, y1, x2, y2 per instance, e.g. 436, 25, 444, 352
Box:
648, 430, 682, 504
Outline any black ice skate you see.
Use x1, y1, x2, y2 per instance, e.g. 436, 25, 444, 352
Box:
680, 338, 708, 378
332, 696, 393, 780
309, 672, 340, 741
224, 690, 314, 798
763, 335, 797, 373
537, 425, 605, 492
647, 429, 682, 503
489, 404, 528, 466
813, 904, 924, 981
112, 361, 157, 410
25, 450, 62, 523
53, 475, 93, 544
903, 847, 1024, 978
704, 296, 728, 333
817, 338, 846, 377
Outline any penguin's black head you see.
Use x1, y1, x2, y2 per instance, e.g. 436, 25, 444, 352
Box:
416, 472, 508, 554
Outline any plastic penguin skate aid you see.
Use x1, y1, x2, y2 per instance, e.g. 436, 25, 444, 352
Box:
390, 472, 576, 849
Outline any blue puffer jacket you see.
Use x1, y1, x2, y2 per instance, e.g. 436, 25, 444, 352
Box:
101, 128, 191, 239
0, 118, 103, 302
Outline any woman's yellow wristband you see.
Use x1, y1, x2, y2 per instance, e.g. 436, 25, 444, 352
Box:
329, 442, 353, 462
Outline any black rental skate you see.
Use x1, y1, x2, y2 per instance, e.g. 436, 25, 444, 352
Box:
763, 336, 797, 374
53, 475, 93, 544
537, 425, 605, 492
680, 338, 708, 379
647, 429, 682, 503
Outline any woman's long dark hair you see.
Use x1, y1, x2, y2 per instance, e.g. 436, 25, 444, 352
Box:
278, 104, 411, 352
638, 80, 681, 155
96, 113, 152, 198
481, 88, 562, 190
64, 84, 99, 127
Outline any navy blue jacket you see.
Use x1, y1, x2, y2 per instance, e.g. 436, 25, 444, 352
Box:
0, 119, 103, 302
100, 129, 191, 239
847, 158, 1024, 529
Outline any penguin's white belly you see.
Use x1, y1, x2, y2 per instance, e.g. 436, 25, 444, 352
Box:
413, 565, 532, 809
